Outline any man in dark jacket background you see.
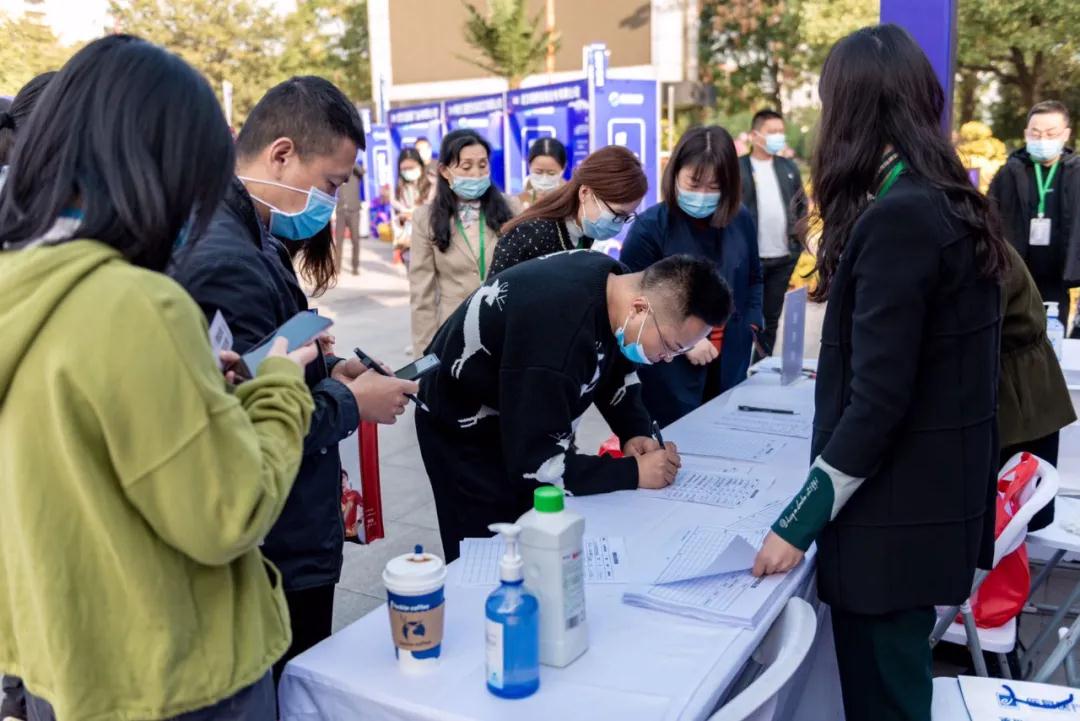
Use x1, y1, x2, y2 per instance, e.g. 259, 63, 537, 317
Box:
171, 76, 417, 681
990, 100, 1079, 335
739, 109, 808, 359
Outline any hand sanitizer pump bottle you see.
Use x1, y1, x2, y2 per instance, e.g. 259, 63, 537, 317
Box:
485, 523, 540, 698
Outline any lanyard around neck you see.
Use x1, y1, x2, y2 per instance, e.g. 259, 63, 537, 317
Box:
1034, 161, 1060, 218
455, 211, 486, 281
875, 160, 905, 200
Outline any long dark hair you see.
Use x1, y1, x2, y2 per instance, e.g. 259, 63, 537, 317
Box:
430, 129, 512, 252
528, 136, 567, 169
501, 145, 646, 235
661, 125, 741, 227
811, 24, 1008, 301
0, 72, 56, 165
283, 224, 337, 297
0, 36, 234, 272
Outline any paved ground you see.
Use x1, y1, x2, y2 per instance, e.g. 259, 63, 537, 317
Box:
314, 235, 1076, 685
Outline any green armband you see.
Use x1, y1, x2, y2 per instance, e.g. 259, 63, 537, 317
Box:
771, 465, 834, 551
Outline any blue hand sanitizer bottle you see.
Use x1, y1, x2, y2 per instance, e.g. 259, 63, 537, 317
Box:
485, 523, 540, 698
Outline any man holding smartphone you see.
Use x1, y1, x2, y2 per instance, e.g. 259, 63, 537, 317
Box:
171, 76, 417, 682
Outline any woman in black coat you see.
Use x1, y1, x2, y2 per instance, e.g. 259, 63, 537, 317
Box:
752, 25, 1012, 721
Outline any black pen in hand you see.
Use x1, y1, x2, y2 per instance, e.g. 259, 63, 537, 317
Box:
651, 420, 666, 447
352, 348, 422, 406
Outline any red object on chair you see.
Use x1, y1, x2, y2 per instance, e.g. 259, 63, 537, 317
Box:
358, 421, 385, 542
598, 434, 624, 459
968, 452, 1040, 628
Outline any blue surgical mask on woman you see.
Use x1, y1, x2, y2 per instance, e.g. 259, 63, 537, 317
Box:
238, 177, 337, 240
450, 174, 491, 200
615, 309, 652, 365
582, 194, 626, 240
1027, 138, 1065, 164
676, 187, 721, 219
765, 133, 787, 155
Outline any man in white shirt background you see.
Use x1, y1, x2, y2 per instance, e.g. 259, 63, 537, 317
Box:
739, 109, 808, 360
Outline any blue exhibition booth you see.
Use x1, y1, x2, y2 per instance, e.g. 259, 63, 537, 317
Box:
365, 44, 660, 251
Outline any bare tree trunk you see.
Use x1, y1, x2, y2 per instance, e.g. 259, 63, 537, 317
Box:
957, 70, 978, 124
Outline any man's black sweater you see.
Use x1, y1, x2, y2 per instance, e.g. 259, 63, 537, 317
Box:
418, 251, 652, 506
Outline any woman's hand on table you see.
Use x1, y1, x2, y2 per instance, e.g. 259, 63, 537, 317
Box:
752, 531, 805, 577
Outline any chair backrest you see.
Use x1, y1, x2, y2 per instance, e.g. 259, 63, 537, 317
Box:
994, 453, 1059, 567
708, 597, 818, 721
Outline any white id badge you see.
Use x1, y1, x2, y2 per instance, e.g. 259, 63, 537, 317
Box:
208, 310, 234, 367
1030, 217, 1052, 246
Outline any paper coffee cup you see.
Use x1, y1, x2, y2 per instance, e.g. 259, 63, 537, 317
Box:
383, 544, 447, 673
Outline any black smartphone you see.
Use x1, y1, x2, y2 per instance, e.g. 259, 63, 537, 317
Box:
394, 354, 441, 381
238, 312, 333, 377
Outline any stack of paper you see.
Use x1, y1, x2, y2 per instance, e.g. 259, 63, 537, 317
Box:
671, 427, 789, 462
622, 526, 798, 628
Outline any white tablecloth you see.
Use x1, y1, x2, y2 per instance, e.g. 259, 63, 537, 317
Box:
280, 368, 843, 721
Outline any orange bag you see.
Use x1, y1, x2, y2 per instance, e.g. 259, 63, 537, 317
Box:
968, 453, 1040, 628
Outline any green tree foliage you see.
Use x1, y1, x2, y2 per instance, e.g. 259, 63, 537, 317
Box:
280, 0, 370, 104
957, 0, 1080, 138
109, 0, 280, 123
799, 0, 877, 69
459, 0, 560, 89
0, 8, 76, 96
109, 0, 371, 124
698, 0, 801, 115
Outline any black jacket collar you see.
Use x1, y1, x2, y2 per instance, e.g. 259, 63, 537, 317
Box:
224, 177, 269, 250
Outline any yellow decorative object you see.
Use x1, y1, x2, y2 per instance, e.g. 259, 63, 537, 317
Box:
956, 121, 1007, 194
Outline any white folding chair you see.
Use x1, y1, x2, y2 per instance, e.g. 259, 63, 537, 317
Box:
709, 597, 818, 721
929, 454, 1060, 677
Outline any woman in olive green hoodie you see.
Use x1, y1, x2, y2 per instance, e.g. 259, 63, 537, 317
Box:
0, 37, 316, 721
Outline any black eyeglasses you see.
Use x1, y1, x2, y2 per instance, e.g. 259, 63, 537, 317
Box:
647, 304, 694, 360
598, 197, 637, 224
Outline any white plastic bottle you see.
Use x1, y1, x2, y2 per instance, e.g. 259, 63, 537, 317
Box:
516, 486, 588, 667
1047, 302, 1065, 361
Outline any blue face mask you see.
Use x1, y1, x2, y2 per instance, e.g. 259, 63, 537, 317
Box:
450, 174, 491, 200
676, 188, 721, 219
764, 133, 787, 155
1027, 139, 1065, 164
239, 176, 337, 240
582, 194, 626, 240
615, 310, 652, 365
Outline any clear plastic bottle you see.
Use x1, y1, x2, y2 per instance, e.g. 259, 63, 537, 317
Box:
485, 523, 540, 699
1047, 302, 1065, 361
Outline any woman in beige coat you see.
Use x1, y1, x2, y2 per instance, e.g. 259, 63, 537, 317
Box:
409, 129, 520, 353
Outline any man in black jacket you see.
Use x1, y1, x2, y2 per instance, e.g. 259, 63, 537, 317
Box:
415, 252, 732, 560
172, 77, 418, 681
739, 109, 808, 359
989, 100, 1079, 333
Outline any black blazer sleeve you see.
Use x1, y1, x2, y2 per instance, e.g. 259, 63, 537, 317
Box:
618, 210, 663, 272
819, 196, 943, 478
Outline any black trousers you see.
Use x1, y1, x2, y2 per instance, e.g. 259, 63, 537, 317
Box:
831, 605, 935, 721
415, 409, 529, 563
272, 584, 336, 685
335, 208, 362, 274
757, 254, 799, 360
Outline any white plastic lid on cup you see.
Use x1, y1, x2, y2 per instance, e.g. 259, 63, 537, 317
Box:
383, 545, 447, 594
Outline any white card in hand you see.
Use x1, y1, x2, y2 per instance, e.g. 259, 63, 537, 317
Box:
208, 311, 233, 368
1030, 217, 1052, 246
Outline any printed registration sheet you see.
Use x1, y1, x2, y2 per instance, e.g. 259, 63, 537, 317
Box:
452, 535, 630, 586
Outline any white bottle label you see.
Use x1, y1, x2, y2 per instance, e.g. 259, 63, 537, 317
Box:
486, 619, 504, 689
562, 548, 586, 630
